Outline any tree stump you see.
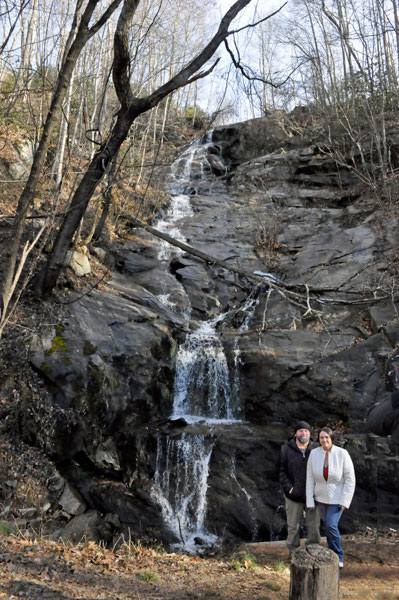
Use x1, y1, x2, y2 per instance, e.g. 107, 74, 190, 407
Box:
289, 544, 339, 600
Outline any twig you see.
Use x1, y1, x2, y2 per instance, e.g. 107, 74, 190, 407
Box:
261, 288, 273, 333
177, 517, 185, 546
53, 267, 110, 305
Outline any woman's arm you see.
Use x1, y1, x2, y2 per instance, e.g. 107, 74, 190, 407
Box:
339, 449, 356, 509
306, 451, 316, 508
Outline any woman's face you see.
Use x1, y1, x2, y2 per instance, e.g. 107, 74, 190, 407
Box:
319, 431, 333, 451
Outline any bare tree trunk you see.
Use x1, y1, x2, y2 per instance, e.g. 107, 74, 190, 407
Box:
392, 0, 399, 74
289, 546, 339, 600
118, 215, 263, 283
137, 118, 150, 185
16, 0, 39, 95
159, 96, 170, 148
93, 153, 119, 241
51, 70, 75, 189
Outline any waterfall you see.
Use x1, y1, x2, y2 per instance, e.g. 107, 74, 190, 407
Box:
171, 316, 241, 423
153, 435, 217, 551
153, 300, 258, 552
152, 133, 256, 552
153, 313, 239, 552
154, 142, 198, 312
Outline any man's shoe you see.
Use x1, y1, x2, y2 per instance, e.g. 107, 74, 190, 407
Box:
339, 561, 344, 568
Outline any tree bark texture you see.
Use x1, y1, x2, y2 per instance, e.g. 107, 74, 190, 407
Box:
289, 545, 339, 600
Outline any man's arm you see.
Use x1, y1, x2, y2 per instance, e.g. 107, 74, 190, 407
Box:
279, 445, 293, 494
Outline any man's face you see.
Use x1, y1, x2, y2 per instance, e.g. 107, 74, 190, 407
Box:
296, 428, 310, 444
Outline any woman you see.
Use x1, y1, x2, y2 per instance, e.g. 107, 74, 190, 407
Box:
306, 427, 356, 568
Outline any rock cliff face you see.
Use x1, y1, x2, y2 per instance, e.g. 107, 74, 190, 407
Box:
29, 115, 399, 549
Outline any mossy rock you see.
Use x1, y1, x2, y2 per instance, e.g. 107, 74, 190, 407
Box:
44, 335, 68, 356
83, 340, 97, 356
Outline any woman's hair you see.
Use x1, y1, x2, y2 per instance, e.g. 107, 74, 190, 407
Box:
319, 426, 334, 441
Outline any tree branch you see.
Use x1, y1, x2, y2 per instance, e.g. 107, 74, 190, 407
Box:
143, 0, 255, 108
224, 38, 276, 86
113, 0, 141, 107
228, 2, 287, 35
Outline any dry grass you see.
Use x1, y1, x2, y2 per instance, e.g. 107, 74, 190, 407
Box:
0, 535, 291, 600
0, 532, 399, 600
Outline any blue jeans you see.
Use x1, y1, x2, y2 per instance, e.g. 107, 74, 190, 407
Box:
317, 503, 344, 562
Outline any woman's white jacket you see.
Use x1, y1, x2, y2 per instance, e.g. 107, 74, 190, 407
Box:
306, 445, 356, 509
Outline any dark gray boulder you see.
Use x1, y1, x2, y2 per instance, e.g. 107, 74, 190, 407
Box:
51, 510, 113, 544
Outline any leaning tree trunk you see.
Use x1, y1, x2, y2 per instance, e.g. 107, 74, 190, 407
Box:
34, 104, 142, 296
289, 545, 339, 600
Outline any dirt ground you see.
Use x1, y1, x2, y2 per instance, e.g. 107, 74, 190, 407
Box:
0, 532, 398, 600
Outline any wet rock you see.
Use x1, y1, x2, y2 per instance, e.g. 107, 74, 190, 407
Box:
168, 418, 188, 428
206, 154, 226, 175
194, 536, 205, 545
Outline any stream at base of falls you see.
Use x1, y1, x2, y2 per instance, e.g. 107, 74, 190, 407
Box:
149, 135, 260, 553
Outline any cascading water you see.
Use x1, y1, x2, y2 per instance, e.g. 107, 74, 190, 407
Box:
154, 142, 201, 316
152, 313, 237, 552
229, 451, 259, 541
153, 435, 216, 550
155, 194, 194, 261
153, 305, 258, 551
151, 133, 257, 552
171, 316, 241, 423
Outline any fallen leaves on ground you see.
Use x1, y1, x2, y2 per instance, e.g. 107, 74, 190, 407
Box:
0, 534, 399, 599
0, 535, 290, 600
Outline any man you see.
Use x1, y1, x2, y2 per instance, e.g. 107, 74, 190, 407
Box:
279, 421, 320, 554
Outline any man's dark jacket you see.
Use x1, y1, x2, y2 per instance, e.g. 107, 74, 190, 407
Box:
279, 438, 315, 503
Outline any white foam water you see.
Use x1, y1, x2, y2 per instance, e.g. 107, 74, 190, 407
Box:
153, 434, 218, 554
